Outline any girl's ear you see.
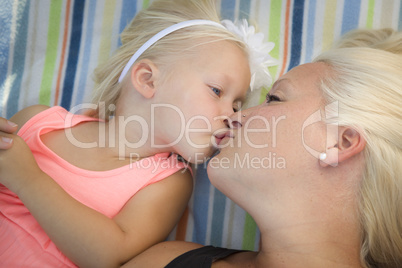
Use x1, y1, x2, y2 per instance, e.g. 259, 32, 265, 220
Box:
130, 59, 159, 99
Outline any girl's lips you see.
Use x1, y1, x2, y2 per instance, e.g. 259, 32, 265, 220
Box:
215, 131, 234, 146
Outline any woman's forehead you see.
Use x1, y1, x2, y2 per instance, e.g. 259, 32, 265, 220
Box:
273, 63, 329, 95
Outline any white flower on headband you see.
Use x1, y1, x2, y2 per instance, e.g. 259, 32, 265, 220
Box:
221, 19, 278, 91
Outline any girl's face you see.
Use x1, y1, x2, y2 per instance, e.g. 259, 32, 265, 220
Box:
152, 40, 251, 164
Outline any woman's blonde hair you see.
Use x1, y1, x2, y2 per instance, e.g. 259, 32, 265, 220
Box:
314, 29, 402, 268
91, 0, 247, 119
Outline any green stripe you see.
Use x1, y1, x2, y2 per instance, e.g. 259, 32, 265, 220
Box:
366, 0, 375, 28
260, 0, 283, 103
39, 1, 62, 105
98, 1, 117, 65
242, 212, 257, 250
142, 0, 150, 9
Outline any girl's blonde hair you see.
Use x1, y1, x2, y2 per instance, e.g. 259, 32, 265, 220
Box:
314, 29, 402, 268
91, 0, 247, 119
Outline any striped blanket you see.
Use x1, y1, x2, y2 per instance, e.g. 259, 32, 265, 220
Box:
1, 0, 401, 251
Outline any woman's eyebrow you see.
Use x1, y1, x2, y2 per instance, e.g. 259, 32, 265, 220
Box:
270, 78, 292, 94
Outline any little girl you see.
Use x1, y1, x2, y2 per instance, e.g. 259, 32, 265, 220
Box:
0, 0, 275, 267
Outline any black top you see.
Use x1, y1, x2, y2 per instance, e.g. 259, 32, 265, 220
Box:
165, 246, 245, 268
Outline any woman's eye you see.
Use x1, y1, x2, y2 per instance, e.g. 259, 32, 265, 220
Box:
266, 94, 281, 103
211, 87, 221, 96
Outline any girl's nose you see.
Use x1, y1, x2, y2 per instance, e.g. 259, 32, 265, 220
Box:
223, 116, 242, 129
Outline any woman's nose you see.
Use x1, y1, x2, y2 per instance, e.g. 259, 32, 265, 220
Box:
225, 105, 258, 129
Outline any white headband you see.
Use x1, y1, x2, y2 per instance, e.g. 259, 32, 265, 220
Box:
118, 20, 224, 83
118, 19, 277, 90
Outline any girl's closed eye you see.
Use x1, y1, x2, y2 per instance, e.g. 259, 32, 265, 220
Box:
232, 100, 243, 112
266, 93, 281, 103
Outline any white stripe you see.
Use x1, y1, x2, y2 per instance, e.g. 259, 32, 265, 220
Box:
85, 0, 106, 101
373, 0, 382, 28
391, 0, 400, 28
216, 0, 222, 16
256, 0, 271, 40
234, 0, 241, 20
358, 0, 369, 28
2, 0, 19, 116
380, 0, 393, 28
313, 0, 325, 59
334, 0, 344, 41
1, 75, 16, 116
249, 0, 258, 22
21, 2, 50, 108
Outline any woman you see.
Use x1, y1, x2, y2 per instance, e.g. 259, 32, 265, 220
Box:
120, 28, 402, 268
1, 29, 401, 267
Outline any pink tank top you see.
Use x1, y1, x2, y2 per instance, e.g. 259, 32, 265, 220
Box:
0, 106, 188, 267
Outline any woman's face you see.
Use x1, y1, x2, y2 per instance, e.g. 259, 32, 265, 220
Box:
207, 62, 332, 205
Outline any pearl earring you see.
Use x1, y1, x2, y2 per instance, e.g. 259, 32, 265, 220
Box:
319, 153, 327, 161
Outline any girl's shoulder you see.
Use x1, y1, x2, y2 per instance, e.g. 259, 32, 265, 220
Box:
10, 105, 50, 132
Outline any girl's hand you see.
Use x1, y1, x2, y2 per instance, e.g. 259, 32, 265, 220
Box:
0, 117, 43, 193
0, 117, 18, 149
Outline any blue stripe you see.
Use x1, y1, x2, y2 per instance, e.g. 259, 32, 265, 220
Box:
210, 188, 226, 246
341, 0, 361, 35
7, 0, 30, 118
288, 0, 304, 71
0, 0, 14, 116
75, 0, 96, 106
254, 227, 261, 250
118, 0, 138, 47
221, 0, 236, 21
61, 0, 85, 110
191, 165, 211, 244
305, 0, 316, 63
239, 0, 250, 20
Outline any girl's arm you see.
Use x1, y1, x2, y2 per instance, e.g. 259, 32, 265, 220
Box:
0, 107, 193, 268
121, 240, 204, 267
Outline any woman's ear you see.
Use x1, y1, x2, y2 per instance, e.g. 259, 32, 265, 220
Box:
320, 127, 366, 167
337, 127, 366, 162
130, 59, 159, 99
